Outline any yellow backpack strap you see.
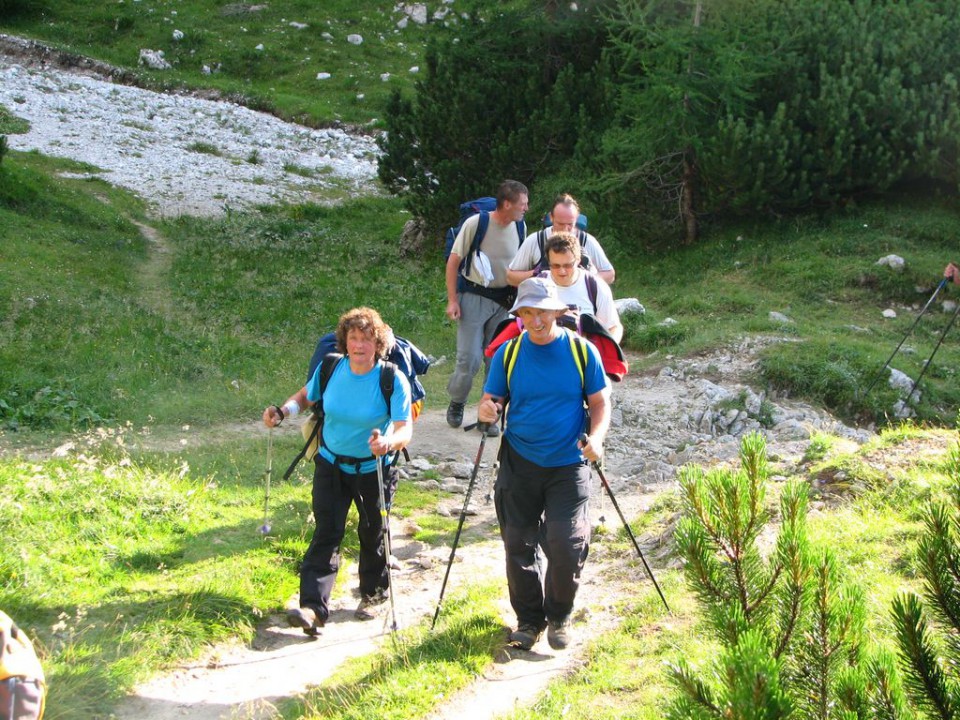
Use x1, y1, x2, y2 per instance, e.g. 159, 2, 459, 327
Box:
503, 332, 524, 391
566, 330, 587, 390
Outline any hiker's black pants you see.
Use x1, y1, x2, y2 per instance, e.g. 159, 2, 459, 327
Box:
299, 456, 397, 620
494, 438, 590, 630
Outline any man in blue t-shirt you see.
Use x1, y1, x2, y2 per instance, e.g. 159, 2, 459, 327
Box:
477, 276, 611, 652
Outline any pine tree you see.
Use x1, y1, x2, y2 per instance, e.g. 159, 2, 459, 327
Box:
892, 430, 960, 719
671, 431, 910, 718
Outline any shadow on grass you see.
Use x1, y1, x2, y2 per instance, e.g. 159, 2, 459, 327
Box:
5, 590, 258, 720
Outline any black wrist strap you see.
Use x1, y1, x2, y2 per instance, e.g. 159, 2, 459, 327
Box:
271, 404, 284, 424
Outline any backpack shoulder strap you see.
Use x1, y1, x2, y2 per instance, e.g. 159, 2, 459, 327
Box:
503, 333, 524, 391
585, 273, 599, 314
461, 212, 491, 275
536, 229, 547, 262
577, 229, 588, 246
319, 353, 342, 397
378, 360, 397, 411
567, 331, 588, 390
377, 360, 409, 463
516, 220, 526, 250
283, 354, 342, 481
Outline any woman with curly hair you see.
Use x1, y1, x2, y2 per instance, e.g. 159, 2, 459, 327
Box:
263, 307, 412, 634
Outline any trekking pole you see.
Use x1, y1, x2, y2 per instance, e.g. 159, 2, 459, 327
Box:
581, 435, 671, 614
431, 417, 495, 629
375, 448, 399, 633
905, 299, 960, 403
258, 427, 273, 535
862, 277, 949, 399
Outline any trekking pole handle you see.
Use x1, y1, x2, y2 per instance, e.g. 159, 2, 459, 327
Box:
471, 403, 502, 433
579, 432, 600, 464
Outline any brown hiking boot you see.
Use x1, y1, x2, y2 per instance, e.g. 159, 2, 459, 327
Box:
547, 619, 573, 650
354, 592, 389, 621
286, 606, 324, 636
508, 623, 542, 651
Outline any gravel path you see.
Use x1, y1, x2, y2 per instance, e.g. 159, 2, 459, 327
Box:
0, 47, 380, 218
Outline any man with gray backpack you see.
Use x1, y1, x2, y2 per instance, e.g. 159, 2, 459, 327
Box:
444, 180, 529, 433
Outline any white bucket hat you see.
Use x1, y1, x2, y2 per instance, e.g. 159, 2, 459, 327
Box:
509, 276, 569, 314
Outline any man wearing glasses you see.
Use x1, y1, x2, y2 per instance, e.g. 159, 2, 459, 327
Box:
540, 232, 623, 343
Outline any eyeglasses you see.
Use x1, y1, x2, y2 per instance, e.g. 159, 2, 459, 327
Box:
549, 262, 576, 271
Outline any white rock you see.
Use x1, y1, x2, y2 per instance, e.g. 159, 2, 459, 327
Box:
397, 17, 409, 29
876, 254, 905, 271
403, 3, 428, 24
316, 72, 332, 80
138, 49, 171, 70
658, 317, 678, 327
409, 65, 420, 73
944, 300, 958, 313
347, 34, 363, 45
769, 311, 793, 324
882, 308, 897, 318
887, 368, 914, 395
289, 21, 308, 29
892, 399, 915, 419
616, 298, 645, 315
380, 73, 391, 82
201, 65, 211, 75
356, 93, 365, 100
321, 32, 334, 41
172, 29, 184, 41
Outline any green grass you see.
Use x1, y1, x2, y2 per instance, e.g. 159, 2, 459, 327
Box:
0, 102, 30, 134
612, 200, 960, 424
0, 0, 438, 127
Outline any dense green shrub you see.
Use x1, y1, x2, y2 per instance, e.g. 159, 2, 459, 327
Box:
599, 0, 960, 246
378, 2, 615, 234
0, 0, 45, 19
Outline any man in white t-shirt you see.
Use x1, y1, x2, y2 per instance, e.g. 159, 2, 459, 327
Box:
507, 193, 615, 286
543, 232, 623, 343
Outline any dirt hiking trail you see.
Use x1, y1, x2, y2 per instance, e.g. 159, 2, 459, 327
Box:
113, 337, 863, 720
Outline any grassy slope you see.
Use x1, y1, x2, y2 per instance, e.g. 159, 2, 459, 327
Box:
3, 150, 959, 429
0, 0, 434, 127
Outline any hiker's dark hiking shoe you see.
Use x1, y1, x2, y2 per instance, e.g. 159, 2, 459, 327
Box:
508, 623, 542, 651
547, 619, 573, 650
355, 593, 389, 621
287, 606, 324, 636
446, 401, 465, 428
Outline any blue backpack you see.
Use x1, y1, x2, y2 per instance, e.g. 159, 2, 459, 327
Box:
306, 332, 429, 404
443, 197, 525, 295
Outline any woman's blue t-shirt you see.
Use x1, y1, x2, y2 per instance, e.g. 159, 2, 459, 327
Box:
306, 358, 411, 474
484, 331, 608, 467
